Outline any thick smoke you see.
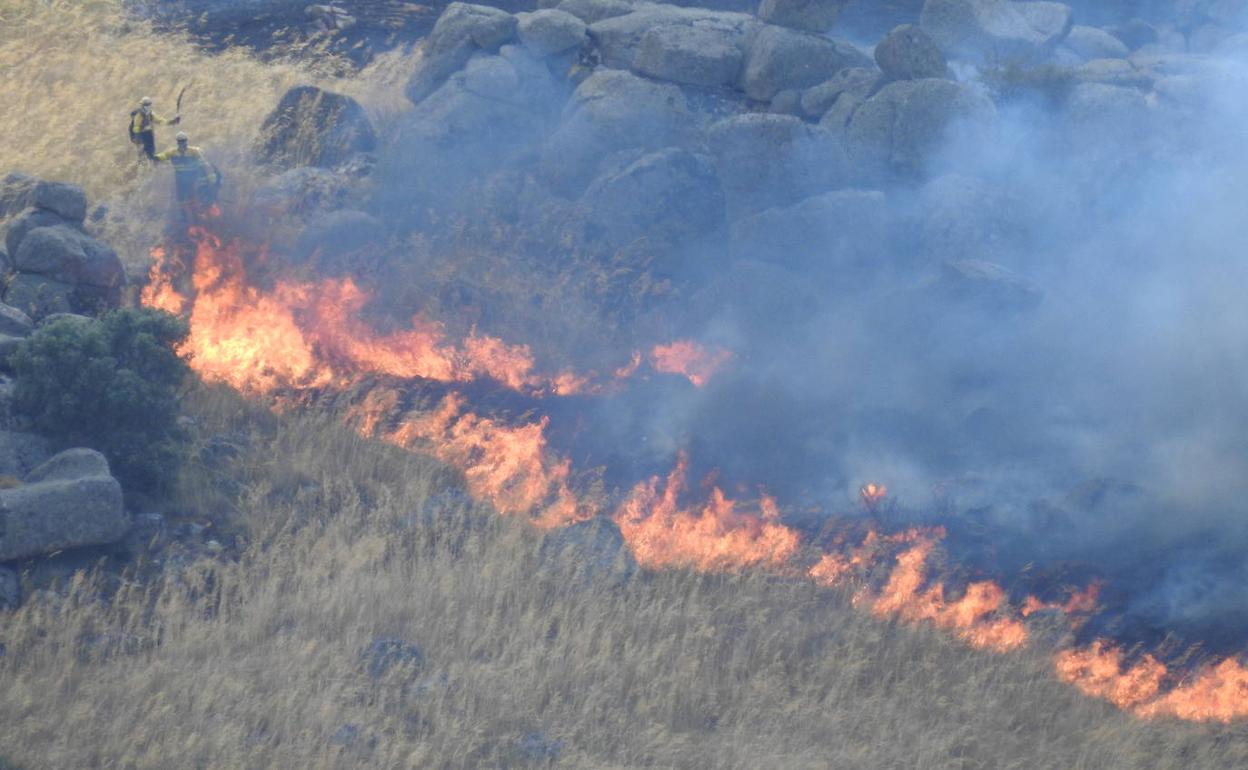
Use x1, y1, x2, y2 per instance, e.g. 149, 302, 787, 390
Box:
368, 2, 1248, 654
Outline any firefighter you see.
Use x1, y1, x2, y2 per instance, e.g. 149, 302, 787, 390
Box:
128, 96, 180, 160
155, 132, 221, 219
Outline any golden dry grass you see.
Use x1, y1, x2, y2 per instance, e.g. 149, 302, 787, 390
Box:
2, 390, 1248, 769
0, 0, 416, 270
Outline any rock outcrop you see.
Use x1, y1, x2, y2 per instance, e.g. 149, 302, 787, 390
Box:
256, 85, 377, 171
0, 448, 129, 562
920, 0, 1073, 61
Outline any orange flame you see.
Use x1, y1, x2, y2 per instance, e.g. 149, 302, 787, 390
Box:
860, 483, 888, 509
387, 393, 592, 529
1021, 582, 1102, 618
613, 453, 800, 572
650, 341, 732, 387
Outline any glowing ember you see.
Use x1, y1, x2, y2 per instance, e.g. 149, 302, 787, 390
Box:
614, 453, 800, 572
650, 340, 733, 387
860, 483, 888, 509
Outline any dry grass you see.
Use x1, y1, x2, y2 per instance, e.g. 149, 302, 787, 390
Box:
0, 0, 417, 271
1, 391, 1247, 769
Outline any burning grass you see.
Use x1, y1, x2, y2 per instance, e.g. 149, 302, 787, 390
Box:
2, 399, 1248, 769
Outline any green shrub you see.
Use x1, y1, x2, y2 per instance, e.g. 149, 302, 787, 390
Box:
10, 307, 191, 494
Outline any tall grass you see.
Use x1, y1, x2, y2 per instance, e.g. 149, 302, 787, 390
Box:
1, 391, 1247, 769
0, 0, 416, 271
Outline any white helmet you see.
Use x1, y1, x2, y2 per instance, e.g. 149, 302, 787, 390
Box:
176, 131, 189, 143
140, 96, 153, 107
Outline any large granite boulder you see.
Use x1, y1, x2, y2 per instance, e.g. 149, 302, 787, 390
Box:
632, 16, 759, 87
845, 77, 996, 179
32, 182, 87, 224
706, 113, 846, 215
0, 172, 39, 222
740, 24, 872, 101
729, 188, 888, 268
0, 448, 129, 562
3, 208, 75, 261
576, 147, 726, 253
542, 69, 695, 193
516, 9, 588, 55
406, 3, 519, 105
588, 6, 760, 72
7, 226, 125, 319
875, 23, 948, 80
555, 0, 635, 25
920, 0, 1073, 61
757, 0, 849, 33
1061, 25, 1129, 60
802, 67, 884, 121
256, 85, 377, 171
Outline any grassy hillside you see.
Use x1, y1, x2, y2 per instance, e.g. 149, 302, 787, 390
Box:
2, 3, 1248, 768
0, 387, 1246, 769
0, 0, 414, 268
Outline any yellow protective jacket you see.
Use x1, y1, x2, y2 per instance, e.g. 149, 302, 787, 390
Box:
154, 145, 217, 183
129, 106, 174, 135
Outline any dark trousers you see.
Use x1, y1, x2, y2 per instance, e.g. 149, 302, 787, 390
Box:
136, 130, 156, 159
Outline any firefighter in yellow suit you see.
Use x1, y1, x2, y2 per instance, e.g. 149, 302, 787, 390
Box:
155, 132, 221, 219
129, 96, 180, 160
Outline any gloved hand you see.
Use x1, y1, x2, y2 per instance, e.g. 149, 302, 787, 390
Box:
172, 115, 182, 124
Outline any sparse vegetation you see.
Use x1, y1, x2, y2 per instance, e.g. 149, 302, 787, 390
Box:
10, 307, 190, 493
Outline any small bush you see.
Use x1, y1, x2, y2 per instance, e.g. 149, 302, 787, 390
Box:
10, 307, 190, 494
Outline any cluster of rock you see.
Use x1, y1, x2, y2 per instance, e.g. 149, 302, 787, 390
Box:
376, 0, 1238, 301
0, 174, 126, 322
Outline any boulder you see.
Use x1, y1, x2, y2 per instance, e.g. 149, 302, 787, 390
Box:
13, 226, 125, 291
406, 3, 519, 104
756, 0, 848, 33
253, 166, 350, 217
1070, 58, 1152, 89
920, 0, 1073, 61
517, 9, 587, 54
740, 24, 872, 101
632, 18, 756, 87
1063, 82, 1151, 144
729, 189, 887, 268
256, 85, 377, 171
556, 0, 635, 24
875, 23, 948, 80
845, 77, 996, 179
0, 303, 33, 338
0, 172, 39, 222
25, 448, 112, 484
0, 448, 128, 564
802, 67, 883, 120
1108, 19, 1157, 51
931, 259, 1043, 313
542, 69, 694, 193
917, 173, 1028, 260
1061, 25, 1128, 60
4, 207, 74, 260
588, 6, 759, 70
3, 274, 75, 321
0, 564, 17, 611
32, 181, 87, 224
577, 147, 726, 252
0, 432, 51, 478
705, 113, 846, 214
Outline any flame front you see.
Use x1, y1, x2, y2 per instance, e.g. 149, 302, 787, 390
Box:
613, 453, 800, 572
650, 340, 733, 387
